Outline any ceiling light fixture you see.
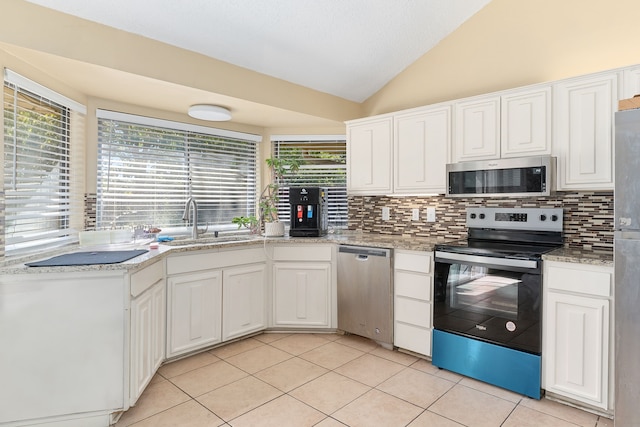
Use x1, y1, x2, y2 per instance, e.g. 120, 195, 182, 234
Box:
188, 104, 232, 121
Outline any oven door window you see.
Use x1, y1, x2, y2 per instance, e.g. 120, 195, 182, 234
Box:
448, 264, 520, 320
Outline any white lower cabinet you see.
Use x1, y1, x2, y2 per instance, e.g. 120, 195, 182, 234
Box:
543, 260, 613, 411
393, 250, 433, 357
165, 246, 267, 359
167, 270, 223, 358
271, 245, 335, 329
222, 264, 267, 341
273, 262, 331, 327
130, 277, 165, 405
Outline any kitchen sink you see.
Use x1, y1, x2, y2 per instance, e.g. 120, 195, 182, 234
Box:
160, 234, 259, 246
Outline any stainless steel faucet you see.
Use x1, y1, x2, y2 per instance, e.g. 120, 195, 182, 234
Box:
182, 197, 200, 239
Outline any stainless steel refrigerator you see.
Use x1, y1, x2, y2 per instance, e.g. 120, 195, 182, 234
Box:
614, 108, 640, 426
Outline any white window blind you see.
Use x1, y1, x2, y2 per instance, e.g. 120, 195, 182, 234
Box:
96, 112, 258, 232
3, 80, 81, 255
271, 136, 347, 228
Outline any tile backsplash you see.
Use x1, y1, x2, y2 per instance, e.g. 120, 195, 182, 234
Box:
348, 191, 613, 251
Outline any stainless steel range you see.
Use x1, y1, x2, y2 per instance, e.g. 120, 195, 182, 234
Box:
432, 207, 563, 399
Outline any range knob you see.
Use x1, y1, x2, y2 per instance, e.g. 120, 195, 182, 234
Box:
470, 213, 476, 219
540, 214, 547, 221
479, 213, 485, 219
551, 214, 559, 221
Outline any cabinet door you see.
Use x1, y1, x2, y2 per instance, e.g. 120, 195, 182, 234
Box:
347, 117, 393, 194
130, 279, 165, 405
454, 96, 500, 162
167, 270, 222, 358
544, 291, 609, 409
273, 262, 331, 327
554, 73, 619, 190
394, 106, 451, 193
501, 87, 552, 157
222, 264, 266, 341
622, 66, 640, 98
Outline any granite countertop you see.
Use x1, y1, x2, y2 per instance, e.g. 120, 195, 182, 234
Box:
543, 247, 614, 267
2, 230, 613, 275
0, 231, 445, 275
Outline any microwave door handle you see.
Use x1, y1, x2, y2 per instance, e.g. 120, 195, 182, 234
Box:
434, 251, 538, 269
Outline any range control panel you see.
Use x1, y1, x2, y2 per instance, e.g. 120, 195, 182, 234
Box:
467, 207, 563, 232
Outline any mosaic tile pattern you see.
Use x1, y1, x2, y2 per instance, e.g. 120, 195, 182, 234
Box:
84, 193, 97, 231
348, 192, 613, 251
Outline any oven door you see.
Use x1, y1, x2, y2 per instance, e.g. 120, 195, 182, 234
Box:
433, 251, 542, 354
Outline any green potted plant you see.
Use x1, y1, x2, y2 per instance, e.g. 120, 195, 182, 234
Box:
259, 156, 301, 237
231, 215, 259, 234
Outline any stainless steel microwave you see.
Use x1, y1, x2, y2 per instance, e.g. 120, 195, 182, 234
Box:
446, 156, 556, 198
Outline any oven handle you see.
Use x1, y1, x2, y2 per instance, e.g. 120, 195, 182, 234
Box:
434, 251, 538, 269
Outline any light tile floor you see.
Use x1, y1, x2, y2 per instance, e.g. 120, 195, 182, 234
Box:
114, 333, 614, 427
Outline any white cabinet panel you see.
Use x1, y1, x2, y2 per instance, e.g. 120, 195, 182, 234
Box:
454, 96, 500, 162
554, 72, 618, 190
501, 87, 552, 157
544, 291, 609, 409
346, 116, 393, 194
394, 106, 450, 193
167, 270, 222, 358
222, 264, 266, 341
623, 66, 640, 98
273, 262, 331, 327
130, 279, 165, 405
543, 260, 613, 410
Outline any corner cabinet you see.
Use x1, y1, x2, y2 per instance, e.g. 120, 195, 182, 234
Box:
393, 105, 450, 194
553, 72, 619, 190
272, 244, 335, 329
393, 250, 434, 357
543, 260, 613, 411
346, 115, 393, 195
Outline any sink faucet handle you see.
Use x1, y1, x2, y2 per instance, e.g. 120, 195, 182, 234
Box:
197, 221, 209, 236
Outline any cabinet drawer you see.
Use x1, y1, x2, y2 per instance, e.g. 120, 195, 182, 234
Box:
394, 323, 431, 356
130, 260, 164, 297
394, 251, 432, 274
546, 262, 612, 297
395, 296, 431, 327
395, 271, 431, 300
272, 245, 332, 261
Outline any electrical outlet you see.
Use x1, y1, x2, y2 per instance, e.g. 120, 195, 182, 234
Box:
426, 207, 436, 222
382, 207, 390, 221
411, 208, 420, 221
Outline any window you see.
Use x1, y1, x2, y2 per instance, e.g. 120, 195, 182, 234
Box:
3, 70, 85, 256
96, 111, 259, 232
271, 136, 347, 228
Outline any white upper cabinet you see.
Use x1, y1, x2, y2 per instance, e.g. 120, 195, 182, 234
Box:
453, 86, 552, 162
346, 115, 393, 195
393, 105, 451, 194
623, 66, 640, 98
501, 86, 552, 157
453, 96, 501, 162
553, 71, 619, 190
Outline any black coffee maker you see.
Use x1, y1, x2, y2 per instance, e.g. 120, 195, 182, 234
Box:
289, 187, 328, 237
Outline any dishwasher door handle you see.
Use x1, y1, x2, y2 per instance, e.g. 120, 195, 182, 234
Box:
356, 254, 369, 261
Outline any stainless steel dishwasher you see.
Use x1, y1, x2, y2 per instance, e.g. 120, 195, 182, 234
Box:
337, 245, 393, 348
